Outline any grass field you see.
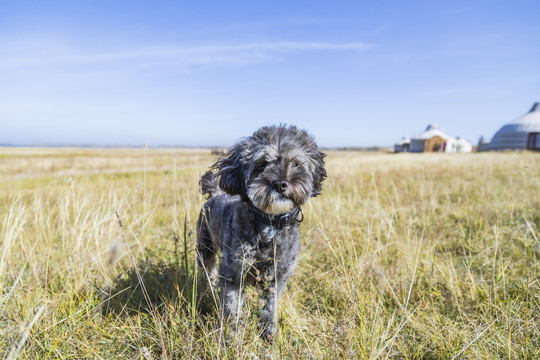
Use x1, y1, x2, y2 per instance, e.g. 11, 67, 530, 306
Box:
0, 148, 539, 359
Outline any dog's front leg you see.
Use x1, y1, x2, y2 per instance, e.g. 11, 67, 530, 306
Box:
220, 279, 244, 332
259, 277, 288, 341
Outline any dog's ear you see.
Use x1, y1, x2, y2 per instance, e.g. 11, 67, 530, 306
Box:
310, 150, 327, 197
213, 141, 248, 196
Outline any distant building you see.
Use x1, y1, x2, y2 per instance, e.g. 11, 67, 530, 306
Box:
393, 136, 410, 153
456, 136, 473, 153
477, 136, 491, 152
410, 124, 454, 152
395, 124, 472, 153
528, 132, 540, 151
483, 102, 540, 151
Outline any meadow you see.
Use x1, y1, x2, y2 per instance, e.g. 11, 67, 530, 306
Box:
0, 147, 538, 359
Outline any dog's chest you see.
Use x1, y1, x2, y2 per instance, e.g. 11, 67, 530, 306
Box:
260, 225, 277, 239
253, 226, 278, 262
251, 225, 296, 269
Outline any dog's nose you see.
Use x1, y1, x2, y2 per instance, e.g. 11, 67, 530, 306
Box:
272, 180, 289, 193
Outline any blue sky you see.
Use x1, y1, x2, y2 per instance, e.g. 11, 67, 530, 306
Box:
1, 0, 539, 147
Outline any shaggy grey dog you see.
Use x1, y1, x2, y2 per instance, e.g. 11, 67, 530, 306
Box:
197, 125, 326, 340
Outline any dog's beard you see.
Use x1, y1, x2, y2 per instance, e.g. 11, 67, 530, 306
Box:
246, 177, 313, 214
246, 184, 296, 214
266, 195, 296, 214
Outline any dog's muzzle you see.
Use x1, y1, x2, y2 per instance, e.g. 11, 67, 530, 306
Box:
271, 180, 289, 194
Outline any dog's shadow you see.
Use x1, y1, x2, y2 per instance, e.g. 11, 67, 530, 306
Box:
100, 250, 216, 318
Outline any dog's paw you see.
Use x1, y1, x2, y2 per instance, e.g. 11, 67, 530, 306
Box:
261, 326, 278, 342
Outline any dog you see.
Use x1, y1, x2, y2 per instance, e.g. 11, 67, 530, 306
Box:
196, 124, 326, 340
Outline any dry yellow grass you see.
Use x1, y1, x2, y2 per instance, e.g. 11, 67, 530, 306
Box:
0, 148, 538, 359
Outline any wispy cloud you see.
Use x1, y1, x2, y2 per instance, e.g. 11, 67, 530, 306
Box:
0, 41, 371, 68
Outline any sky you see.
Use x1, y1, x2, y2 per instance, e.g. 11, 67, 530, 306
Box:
1, 0, 539, 147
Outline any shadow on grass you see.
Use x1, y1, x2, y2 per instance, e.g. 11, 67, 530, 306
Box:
99, 248, 216, 318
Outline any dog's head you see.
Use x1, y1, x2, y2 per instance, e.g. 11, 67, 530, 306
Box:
213, 125, 326, 214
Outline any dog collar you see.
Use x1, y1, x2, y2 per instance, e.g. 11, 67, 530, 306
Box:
250, 205, 304, 230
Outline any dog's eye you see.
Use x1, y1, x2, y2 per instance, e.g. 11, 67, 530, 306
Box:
292, 161, 301, 168
255, 162, 267, 173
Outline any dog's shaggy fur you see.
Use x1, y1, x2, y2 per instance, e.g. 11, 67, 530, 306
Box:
197, 125, 326, 340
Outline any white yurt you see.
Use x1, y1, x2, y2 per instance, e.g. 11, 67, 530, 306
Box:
456, 136, 473, 153
394, 136, 411, 153
487, 102, 540, 151
409, 124, 457, 153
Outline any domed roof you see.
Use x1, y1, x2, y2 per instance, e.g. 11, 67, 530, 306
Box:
412, 124, 451, 140
395, 136, 410, 145
488, 102, 540, 150
456, 136, 471, 145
